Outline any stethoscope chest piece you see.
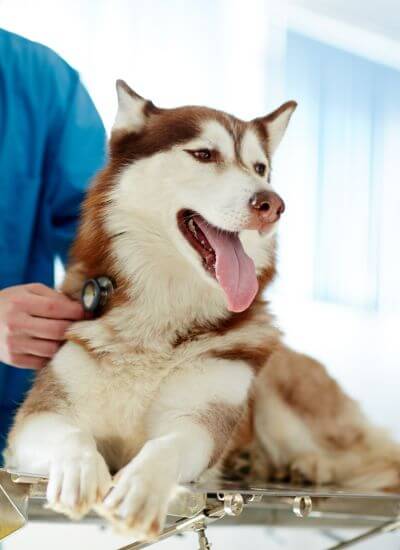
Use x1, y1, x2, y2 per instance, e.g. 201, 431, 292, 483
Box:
81, 276, 115, 314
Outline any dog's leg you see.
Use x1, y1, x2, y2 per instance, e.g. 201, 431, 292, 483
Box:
100, 417, 214, 538
253, 345, 400, 490
8, 412, 111, 519
99, 359, 253, 539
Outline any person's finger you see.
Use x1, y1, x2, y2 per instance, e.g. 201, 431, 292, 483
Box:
26, 283, 85, 319
24, 293, 84, 321
8, 353, 48, 370
11, 335, 61, 358
26, 283, 63, 298
18, 313, 73, 341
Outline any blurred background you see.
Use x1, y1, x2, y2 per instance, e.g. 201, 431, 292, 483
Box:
1, 0, 399, 548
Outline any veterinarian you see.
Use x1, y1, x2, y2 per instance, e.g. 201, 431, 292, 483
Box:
0, 29, 106, 462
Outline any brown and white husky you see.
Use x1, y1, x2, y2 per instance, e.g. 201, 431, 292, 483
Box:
6, 81, 400, 539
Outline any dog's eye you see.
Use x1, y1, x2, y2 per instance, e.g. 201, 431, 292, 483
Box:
186, 149, 216, 162
254, 162, 266, 176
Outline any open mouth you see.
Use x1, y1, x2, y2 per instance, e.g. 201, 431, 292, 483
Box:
177, 209, 259, 313
177, 210, 217, 276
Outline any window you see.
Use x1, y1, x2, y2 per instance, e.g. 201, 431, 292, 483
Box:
275, 31, 400, 313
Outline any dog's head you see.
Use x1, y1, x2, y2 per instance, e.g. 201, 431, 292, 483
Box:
103, 81, 296, 313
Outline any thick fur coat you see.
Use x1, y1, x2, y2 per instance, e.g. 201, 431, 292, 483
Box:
6, 81, 400, 540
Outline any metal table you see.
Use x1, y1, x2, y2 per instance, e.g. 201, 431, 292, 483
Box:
1, 469, 400, 549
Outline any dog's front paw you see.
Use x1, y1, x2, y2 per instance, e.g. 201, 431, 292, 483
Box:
46, 449, 112, 519
99, 462, 174, 540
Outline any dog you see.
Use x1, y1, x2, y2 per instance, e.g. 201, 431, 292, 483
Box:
6, 81, 400, 540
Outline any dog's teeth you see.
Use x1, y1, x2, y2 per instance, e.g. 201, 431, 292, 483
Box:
188, 219, 197, 236
187, 219, 213, 252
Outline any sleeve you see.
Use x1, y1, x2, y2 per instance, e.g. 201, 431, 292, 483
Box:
44, 71, 107, 265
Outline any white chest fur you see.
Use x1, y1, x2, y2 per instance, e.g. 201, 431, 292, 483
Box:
52, 342, 178, 445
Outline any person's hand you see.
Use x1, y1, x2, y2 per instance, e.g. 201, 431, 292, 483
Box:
0, 283, 84, 369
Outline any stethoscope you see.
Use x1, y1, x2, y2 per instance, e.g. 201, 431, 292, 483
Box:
80, 276, 115, 315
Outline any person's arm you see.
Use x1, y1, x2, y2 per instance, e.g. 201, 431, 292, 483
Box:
0, 73, 106, 370
44, 72, 106, 264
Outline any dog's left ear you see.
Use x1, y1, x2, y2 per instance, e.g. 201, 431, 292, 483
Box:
255, 101, 297, 155
113, 80, 158, 133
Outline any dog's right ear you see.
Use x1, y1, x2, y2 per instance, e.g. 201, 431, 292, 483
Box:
113, 80, 157, 133
255, 101, 297, 156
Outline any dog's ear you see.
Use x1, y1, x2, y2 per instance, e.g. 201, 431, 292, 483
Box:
113, 80, 158, 133
256, 101, 297, 155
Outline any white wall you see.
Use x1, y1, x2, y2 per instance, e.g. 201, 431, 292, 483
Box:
0, 0, 288, 130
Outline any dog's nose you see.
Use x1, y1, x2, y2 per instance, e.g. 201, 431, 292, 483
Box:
249, 191, 285, 223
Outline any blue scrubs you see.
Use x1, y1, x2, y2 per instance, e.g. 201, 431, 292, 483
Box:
0, 29, 106, 459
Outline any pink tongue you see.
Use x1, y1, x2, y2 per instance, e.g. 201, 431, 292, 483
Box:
195, 218, 259, 312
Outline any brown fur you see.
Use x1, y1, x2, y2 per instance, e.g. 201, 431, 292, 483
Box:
214, 298, 275, 336
66, 333, 101, 358
171, 295, 280, 376
220, 401, 272, 481
63, 167, 126, 293
268, 349, 345, 418
10, 369, 68, 427
210, 345, 272, 372
97, 436, 134, 475
263, 347, 364, 451
222, 346, 400, 491
6, 371, 67, 469
195, 402, 243, 466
